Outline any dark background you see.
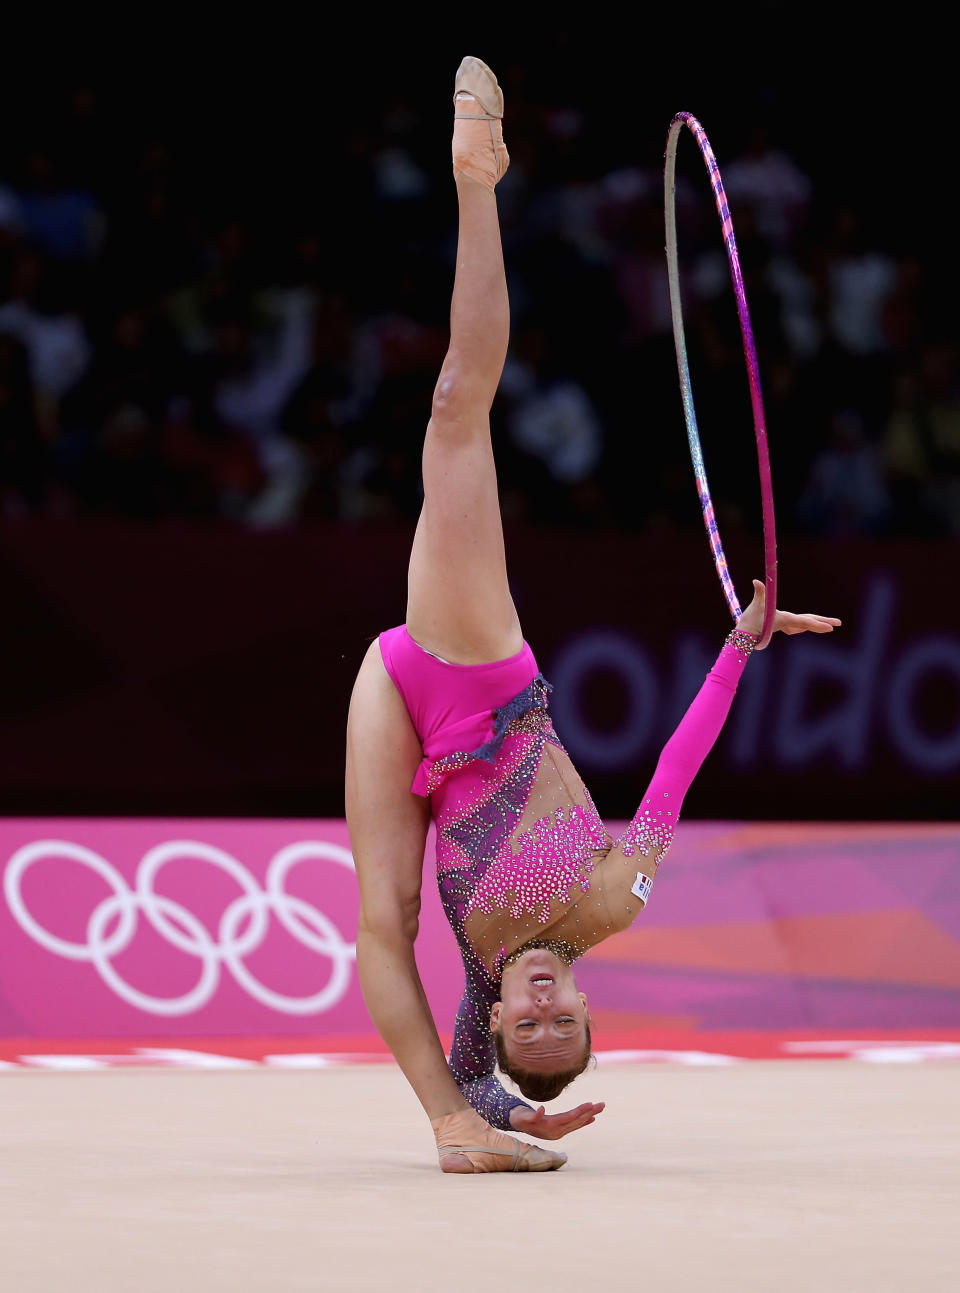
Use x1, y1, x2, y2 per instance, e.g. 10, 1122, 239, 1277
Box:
2, 13, 958, 819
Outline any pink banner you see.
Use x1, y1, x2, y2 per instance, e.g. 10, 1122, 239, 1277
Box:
3, 818, 959, 1041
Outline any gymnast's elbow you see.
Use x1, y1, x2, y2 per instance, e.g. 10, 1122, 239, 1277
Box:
357, 891, 422, 948
608, 901, 638, 937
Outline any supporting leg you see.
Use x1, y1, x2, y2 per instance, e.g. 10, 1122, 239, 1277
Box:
346, 641, 467, 1120
346, 641, 565, 1172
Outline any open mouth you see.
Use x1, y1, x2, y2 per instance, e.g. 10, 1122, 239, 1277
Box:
530, 976, 554, 986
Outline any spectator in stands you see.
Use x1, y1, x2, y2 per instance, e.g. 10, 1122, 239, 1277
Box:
0, 244, 92, 440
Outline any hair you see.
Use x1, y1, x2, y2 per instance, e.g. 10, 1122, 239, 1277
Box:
493, 1020, 593, 1102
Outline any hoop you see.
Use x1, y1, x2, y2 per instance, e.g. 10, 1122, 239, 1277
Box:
664, 112, 777, 648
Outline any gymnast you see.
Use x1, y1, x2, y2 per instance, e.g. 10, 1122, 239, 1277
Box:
345, 57, 840, 1174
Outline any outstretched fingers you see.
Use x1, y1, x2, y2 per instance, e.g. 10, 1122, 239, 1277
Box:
512, 1100, 606, 1140
776, 611, 843, 636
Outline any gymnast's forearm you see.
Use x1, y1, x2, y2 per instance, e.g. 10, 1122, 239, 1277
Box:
652, 638, 751, 793
614, 637, 752, 873
356, 925, 472, 1121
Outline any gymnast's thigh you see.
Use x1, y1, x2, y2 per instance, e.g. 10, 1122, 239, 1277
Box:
405, 415, 522, 665
345, 639, 431, 932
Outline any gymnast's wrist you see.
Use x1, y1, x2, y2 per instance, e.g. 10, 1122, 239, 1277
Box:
725, 628, 760, 656
509, 1102, 536, 1129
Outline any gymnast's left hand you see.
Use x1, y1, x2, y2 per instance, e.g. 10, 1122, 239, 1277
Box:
737, 579, 841, 648
509, 1100, 605, 1139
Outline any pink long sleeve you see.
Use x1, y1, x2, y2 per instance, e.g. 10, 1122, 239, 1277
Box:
613, 638, 753, 870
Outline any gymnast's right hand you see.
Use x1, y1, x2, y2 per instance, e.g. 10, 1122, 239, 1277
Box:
737, 579, 842, 647
432, 1107, 567, 1173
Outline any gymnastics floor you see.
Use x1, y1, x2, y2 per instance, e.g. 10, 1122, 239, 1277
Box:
3, 1057, 957, 1292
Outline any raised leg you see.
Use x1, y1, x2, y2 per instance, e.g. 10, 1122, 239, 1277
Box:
405, 76, 521, 665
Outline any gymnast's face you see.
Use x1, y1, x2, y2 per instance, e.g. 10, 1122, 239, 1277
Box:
491, 948, 590, 1073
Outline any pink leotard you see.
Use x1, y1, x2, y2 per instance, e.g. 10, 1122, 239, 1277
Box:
378, 624, 752, 1128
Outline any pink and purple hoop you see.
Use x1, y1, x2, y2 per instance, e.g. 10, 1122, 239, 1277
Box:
664, 111, 777, 648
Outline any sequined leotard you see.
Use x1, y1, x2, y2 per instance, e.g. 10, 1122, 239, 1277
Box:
379, 625, 753, 1129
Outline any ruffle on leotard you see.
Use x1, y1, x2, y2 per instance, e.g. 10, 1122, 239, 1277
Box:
414, 674, 553, 796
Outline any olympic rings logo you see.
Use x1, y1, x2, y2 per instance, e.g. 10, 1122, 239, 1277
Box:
3, 839, 357, 1017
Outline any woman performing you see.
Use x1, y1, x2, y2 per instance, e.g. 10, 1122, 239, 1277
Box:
345, 57, 841, 1175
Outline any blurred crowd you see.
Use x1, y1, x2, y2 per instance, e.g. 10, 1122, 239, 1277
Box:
1, 76, 958, 538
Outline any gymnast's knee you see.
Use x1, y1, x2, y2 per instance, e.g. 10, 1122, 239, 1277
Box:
431, 366, 493, 431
